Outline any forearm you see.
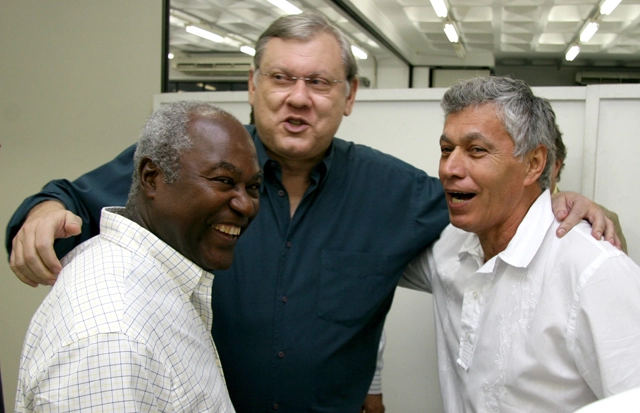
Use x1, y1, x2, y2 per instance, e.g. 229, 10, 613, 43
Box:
6, 144, 136, 258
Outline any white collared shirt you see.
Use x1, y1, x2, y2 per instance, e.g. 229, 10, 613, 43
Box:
16, 208, 234, 412
402, 190, 640, 413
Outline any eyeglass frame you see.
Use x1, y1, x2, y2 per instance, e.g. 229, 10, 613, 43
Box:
255, 68, 348, 94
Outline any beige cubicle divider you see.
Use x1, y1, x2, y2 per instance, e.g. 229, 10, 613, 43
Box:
155, 84, 640, 413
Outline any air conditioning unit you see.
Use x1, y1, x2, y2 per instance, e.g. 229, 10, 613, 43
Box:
576, 71, 640, 85
172, 56, 252, 77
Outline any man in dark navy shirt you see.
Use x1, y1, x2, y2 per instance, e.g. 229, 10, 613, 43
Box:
7, 12, 617, 413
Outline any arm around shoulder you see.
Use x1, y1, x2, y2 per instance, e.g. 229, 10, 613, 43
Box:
6, 143, 137, 286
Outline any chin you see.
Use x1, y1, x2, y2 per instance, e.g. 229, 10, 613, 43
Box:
195, 254, 234, 272
448, 216, 477, 233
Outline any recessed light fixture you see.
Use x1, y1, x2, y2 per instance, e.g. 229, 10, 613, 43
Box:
186, 26, 223, 43
430, 0, 448, 18
600, 0, 622, 15
565, 45, 580, 61
351, 45, 368, 60
580, 21, 599, 43
241, 46, 256, 56
266, 0, 302, 14
444, 24, 459, 43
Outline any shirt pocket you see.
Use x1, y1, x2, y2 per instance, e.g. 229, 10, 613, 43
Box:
317, 250, 397, 326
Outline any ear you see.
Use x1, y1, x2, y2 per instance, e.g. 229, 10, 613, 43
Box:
139, 157, 161, 199
343, 77, 359, 117
523, 145, 547, 186
248, 69, 256, 107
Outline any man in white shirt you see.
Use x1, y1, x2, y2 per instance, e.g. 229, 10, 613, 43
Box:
401, 76, 640, 413
16, 101, 262, 412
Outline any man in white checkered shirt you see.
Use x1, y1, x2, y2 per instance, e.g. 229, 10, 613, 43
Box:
16, 101, 262, 412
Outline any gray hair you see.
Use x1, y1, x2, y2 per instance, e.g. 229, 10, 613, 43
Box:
252, 11, 358, 95
441, 76, 557, 190
124, 101, 232, 212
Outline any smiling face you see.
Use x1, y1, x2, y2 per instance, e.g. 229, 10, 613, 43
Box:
248, 32, 358, 166
144, 114, 262, 271
439, 104, 545, 247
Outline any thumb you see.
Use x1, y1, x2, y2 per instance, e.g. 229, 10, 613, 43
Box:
60, 212, 83, 237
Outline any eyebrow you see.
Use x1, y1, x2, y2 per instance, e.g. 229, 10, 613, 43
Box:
210, 161, 263, 181
440, 132, 493, 146
266, 66, 335, 77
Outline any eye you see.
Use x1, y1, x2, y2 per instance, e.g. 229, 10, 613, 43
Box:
271, 73, 292, 83
210, 176, 234, 186
440, 145, 453, 156
308, 77, 330, 86
469, 146, 487, 155
247, 182, 261, 192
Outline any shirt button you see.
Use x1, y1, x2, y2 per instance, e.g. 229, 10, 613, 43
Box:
282, 296, 288, 303
278, 351, 285, 358
286, 241, 292, 248
278, 190, 285, 197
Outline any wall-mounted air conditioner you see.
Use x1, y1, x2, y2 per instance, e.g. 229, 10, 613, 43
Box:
576, 71, 640, 85
172, 56, 252, 77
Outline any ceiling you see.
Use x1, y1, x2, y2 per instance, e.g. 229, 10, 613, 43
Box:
168, 0, 640, 73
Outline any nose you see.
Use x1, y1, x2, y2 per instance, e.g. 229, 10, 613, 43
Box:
230, 187, 259, 218
439, 148, 466, 180
285, 78, 312, 107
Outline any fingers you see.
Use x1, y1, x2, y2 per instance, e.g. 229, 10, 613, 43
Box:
555, 204, 588, 238
10, 240, 39, 287
8, 201, 80, 287
10, 215, 60, 286
600, 216, 622, 250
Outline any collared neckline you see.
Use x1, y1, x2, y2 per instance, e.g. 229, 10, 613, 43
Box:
99, 207, 212, 299
455, 190, 555, 272
247, 125, 333, 190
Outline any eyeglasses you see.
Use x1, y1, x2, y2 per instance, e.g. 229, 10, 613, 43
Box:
256, 69, 346, 94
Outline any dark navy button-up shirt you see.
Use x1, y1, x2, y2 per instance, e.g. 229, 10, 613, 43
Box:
7, 125, 448, 413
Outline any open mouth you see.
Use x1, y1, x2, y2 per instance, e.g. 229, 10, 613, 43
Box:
287, 119, 304, 126
448, 192, 475, 204
213, 224, 241, 237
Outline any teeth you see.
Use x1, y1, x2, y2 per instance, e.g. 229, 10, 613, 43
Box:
213, 224, 241, 236
289, 119, 302, 126
450, 192, 474, 204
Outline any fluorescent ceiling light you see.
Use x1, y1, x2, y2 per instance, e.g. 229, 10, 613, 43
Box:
430, 0, 448, 18
565, 45, 580, 61
444, 24, 459, 43
600, 0, 622, 15
186, 26, 223, 43
168, 53, 175, 59
223, 37, 242, 48
169, 15, 190, 27
241, 46, 256, 56
267, 0, 302, 14
351, 45, 368, 60
580, 21, 599, 43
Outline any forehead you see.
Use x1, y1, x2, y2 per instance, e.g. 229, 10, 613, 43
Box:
443, 104, 512, 144
185, 115, 257, 165
260, 32, 344, 74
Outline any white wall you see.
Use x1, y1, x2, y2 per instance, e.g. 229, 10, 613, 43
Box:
0, 1, 162, 411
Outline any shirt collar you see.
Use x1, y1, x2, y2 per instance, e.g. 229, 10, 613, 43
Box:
99, 207, 211, 299
457, 189, 555, 271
